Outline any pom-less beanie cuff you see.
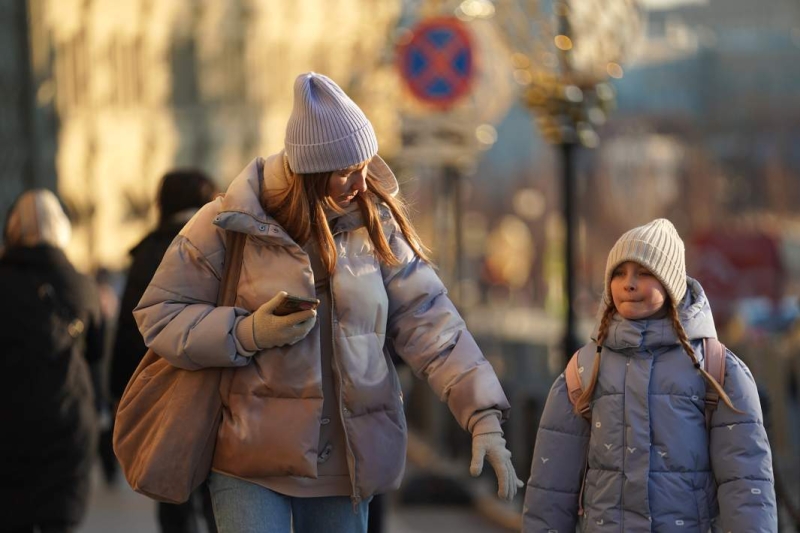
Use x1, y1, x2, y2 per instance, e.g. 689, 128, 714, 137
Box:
604, 218, 687, 305
285, 121, 378, 174
285, 72, 379, 174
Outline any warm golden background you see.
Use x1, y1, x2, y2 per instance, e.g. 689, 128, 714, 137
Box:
2, 0, 799, 530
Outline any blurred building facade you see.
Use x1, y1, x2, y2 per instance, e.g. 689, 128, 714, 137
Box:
5, 0, 402, 271
454, 0, 800, 321
0, 1, 57, 228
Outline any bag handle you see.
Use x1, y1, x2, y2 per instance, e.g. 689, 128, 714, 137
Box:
217, 231, 247, 307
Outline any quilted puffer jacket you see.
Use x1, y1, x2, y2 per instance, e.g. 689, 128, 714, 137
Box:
523, 278, 777, 532
134, 153, 510, 503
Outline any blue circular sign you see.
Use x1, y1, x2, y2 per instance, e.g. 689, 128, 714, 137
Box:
397, 17, 475, 108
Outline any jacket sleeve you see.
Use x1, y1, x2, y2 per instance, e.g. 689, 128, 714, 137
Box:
522, 373, 589, 533
133, 208, 253, 370
381, 224, 510, 433
710, 350, 778, 533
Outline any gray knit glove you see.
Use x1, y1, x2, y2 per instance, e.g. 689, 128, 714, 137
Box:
470, 432, 524, 501
236, 292, 316, 351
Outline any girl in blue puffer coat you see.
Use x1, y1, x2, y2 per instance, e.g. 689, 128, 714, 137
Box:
522, 218, 777, 532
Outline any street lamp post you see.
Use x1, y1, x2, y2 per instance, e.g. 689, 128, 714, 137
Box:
561, 140, 579, 356
493, 0, 642, 364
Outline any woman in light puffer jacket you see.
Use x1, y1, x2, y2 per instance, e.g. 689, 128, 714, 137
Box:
522, 219, 777, 533
134, 72, 522, 533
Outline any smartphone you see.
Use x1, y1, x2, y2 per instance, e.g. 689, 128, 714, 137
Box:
273, 294, 320, 317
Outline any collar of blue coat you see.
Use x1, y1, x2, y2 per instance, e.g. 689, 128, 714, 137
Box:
592, 277, 718, 352
213, 152, 394, 236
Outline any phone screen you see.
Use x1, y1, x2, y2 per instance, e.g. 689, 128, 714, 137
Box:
273, 295, 319, 316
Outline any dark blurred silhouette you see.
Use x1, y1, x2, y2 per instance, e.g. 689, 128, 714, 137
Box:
0, 189, 104, 533
93, 266, 120, 487
110, 169, 218, 533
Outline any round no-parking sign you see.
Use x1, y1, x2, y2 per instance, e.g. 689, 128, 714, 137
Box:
397, 17, 475, 109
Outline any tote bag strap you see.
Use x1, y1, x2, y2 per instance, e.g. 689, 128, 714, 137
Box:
217, 231, 247, 307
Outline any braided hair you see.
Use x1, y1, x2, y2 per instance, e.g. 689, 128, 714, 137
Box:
573, 297, 741, 416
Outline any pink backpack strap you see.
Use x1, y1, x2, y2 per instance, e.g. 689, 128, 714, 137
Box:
702, 337, 727, 428
565, 351, 591, 420
565, 348, 594, 516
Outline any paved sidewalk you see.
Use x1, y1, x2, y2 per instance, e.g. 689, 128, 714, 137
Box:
77, 466, 510, 533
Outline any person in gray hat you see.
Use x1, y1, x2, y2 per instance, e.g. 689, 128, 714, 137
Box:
522, 218, 777, 533
132, 72, 521, 533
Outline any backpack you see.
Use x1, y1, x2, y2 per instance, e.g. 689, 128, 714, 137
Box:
565, 338, 727, 428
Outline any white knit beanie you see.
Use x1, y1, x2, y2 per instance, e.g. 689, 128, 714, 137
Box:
604, 218, 686, 305
285, 72, 378, 174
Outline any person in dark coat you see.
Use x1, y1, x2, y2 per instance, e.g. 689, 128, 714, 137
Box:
0, 189, 104, 533
110, 169, 218, 533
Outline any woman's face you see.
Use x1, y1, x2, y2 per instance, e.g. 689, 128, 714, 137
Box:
610, 261, 668, 320
327, 161, 369, 208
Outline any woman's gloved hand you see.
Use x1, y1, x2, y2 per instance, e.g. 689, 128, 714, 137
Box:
235, 291, 317, 351
470, 432, 524, 501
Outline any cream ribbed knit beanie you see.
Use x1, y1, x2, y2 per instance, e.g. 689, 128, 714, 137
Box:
604, 218, 687, 305
285, 72, 378, 174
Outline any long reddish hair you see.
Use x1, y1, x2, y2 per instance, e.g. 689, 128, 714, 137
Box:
261, 161, 430, 274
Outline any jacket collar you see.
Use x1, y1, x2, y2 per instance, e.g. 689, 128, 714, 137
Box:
214, 156, 272, 233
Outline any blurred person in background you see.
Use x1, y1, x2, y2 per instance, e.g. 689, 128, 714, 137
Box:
721, 311, 800, 530
523, 219, 777, 533
132, 72, 522, 533
93, 266, 120, 487
0, 189, 104, 533
110, 169, 219, 533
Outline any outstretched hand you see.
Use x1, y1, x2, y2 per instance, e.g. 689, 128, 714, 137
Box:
470, 432, 524, 501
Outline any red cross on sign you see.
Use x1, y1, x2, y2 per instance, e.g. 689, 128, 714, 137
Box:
397, 17, 475, 109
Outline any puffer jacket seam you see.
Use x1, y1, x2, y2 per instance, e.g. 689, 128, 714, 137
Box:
527, 485, 581, 495
146, 282, 215, 305
337, 331, 386, 340
347, 405, 402, 419
406, 328, 462, 378
710, 420, 759, 429
584, 467, 622, 473
650, 470, 711, 474
717, 476, 772, 485
217, 209, 273, 227
227, 391, 322, 399
389, 289, 449, 321
537, 425, 589, 437
440, 358, 489, 392
174, 233, 223, 279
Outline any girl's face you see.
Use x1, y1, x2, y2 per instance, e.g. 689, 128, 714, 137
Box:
610, 261, 668, 320
327, 161, 369, 208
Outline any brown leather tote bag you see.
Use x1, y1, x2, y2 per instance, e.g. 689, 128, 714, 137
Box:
113, 230, 246, 503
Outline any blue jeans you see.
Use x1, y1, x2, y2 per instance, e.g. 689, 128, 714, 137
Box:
208, 472, 370, 533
